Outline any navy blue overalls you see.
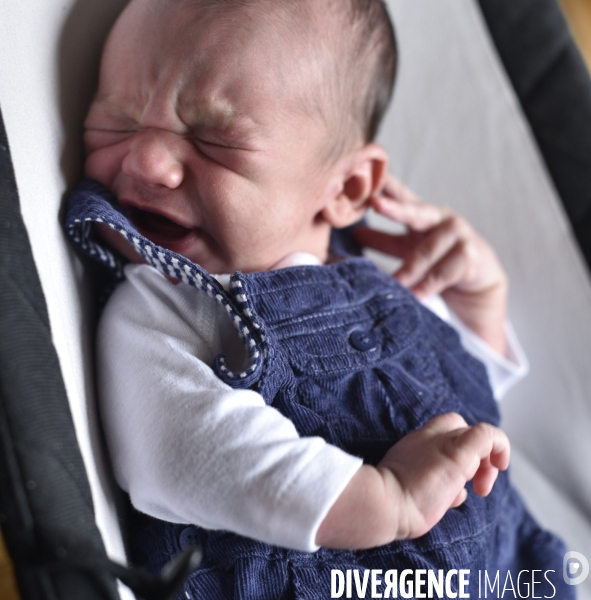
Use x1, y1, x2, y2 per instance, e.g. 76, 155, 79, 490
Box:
66, 180, 573, 600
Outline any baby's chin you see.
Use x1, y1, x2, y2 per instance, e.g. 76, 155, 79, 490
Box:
95, 222, 248, 274
179, 251, 316, 276
96, 222, 323, 275
180, 247, 327, 275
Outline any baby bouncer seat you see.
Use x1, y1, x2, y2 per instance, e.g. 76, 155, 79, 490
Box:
1, 0, 591, 598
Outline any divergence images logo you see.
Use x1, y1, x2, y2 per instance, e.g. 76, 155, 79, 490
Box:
564, 551, 589, 586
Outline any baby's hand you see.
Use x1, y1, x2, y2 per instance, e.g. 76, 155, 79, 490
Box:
353, 175, 508, 354
315, 412, 510, 549
378, 413, 510, 540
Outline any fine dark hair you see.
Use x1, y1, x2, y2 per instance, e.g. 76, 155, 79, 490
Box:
349, 0, 398, 143
188, 0, 397, 152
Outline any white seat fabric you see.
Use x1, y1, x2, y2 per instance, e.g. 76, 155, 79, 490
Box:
377, 2, 591, 597
0, 2, 132, 598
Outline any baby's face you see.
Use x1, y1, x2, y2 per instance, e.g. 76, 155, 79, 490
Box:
85, 1, 341, 273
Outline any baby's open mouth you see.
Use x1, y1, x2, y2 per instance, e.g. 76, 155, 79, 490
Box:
125, 206, 193, 243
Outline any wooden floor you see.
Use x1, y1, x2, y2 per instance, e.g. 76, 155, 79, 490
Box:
560, 0, 591, 72
0, 532, 19, 600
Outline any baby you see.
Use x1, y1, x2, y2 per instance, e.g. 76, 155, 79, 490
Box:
65, 0, 571, 597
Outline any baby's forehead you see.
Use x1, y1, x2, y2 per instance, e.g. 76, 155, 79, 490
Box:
106, 0, 331, 104
127, 0, 338, 63
93, 0, 350, 159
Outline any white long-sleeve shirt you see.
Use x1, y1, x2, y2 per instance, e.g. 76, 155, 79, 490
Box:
97, 261, 527, 552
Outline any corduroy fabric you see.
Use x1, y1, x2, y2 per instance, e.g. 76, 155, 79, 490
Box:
65, 180, 573, 599
132, 263, 570, 599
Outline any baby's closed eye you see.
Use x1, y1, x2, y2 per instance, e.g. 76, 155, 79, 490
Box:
84, 127, 136, 150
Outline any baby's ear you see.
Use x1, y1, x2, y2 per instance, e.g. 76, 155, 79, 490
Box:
322, 143, 388, 229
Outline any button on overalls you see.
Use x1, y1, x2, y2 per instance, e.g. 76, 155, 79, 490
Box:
66, 180, 573, 600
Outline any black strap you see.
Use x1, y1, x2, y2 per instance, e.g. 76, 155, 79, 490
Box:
0, 105, 202, 600
0, 103, 120, 599
29, 545, 203, 600
0, 104, 201, 600
477, 0, 591, 272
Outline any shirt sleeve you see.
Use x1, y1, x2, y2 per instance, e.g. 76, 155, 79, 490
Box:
97, 264, 362, 552
421, 295, 529, 400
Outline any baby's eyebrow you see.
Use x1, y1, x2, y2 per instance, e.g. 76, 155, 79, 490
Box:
178, 97, 238, 129
177, 98, 258, 143
87, 94, 259, 146
85, 95, 142, 128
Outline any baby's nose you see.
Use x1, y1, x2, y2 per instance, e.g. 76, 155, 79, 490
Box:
122, 130, 184, 189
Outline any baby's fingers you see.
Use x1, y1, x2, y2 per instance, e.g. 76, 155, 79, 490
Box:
473, 441, 512, 496
450, 423, 511, 482
410, 242, 473, 299
423, 412, 470, 436
395, 222, 465, 289
353, 226, 411, 259
471, 461, 500, 497
381, 175, 421, 204
451, 487, 468, 508
372, 194, 449, 232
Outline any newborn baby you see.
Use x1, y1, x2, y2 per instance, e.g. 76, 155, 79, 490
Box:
65, 0, 571, 597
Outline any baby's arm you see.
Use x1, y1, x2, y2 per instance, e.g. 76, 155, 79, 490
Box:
100, 264, 509, 553
98, 264, 363, 552
316, 413, 510, 548
354, 175, 508, 355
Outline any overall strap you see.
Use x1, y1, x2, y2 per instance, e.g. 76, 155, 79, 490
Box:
65, 180, 269, 389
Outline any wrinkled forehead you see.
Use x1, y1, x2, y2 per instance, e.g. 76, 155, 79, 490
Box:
91, 0, 337, 155
100, 0, 322, 97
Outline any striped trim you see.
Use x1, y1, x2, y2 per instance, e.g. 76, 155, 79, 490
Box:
65, 179, 267, 388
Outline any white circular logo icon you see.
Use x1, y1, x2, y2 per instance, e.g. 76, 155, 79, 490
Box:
564, 551, 590, 586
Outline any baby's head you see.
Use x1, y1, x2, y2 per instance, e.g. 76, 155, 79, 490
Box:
85, 0, 397, 273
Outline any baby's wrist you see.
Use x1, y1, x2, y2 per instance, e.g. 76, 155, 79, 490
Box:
443, 283, 508, 356
315, 464, 404, 549
375, 465, 408, 539
458, 310, 508, 356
